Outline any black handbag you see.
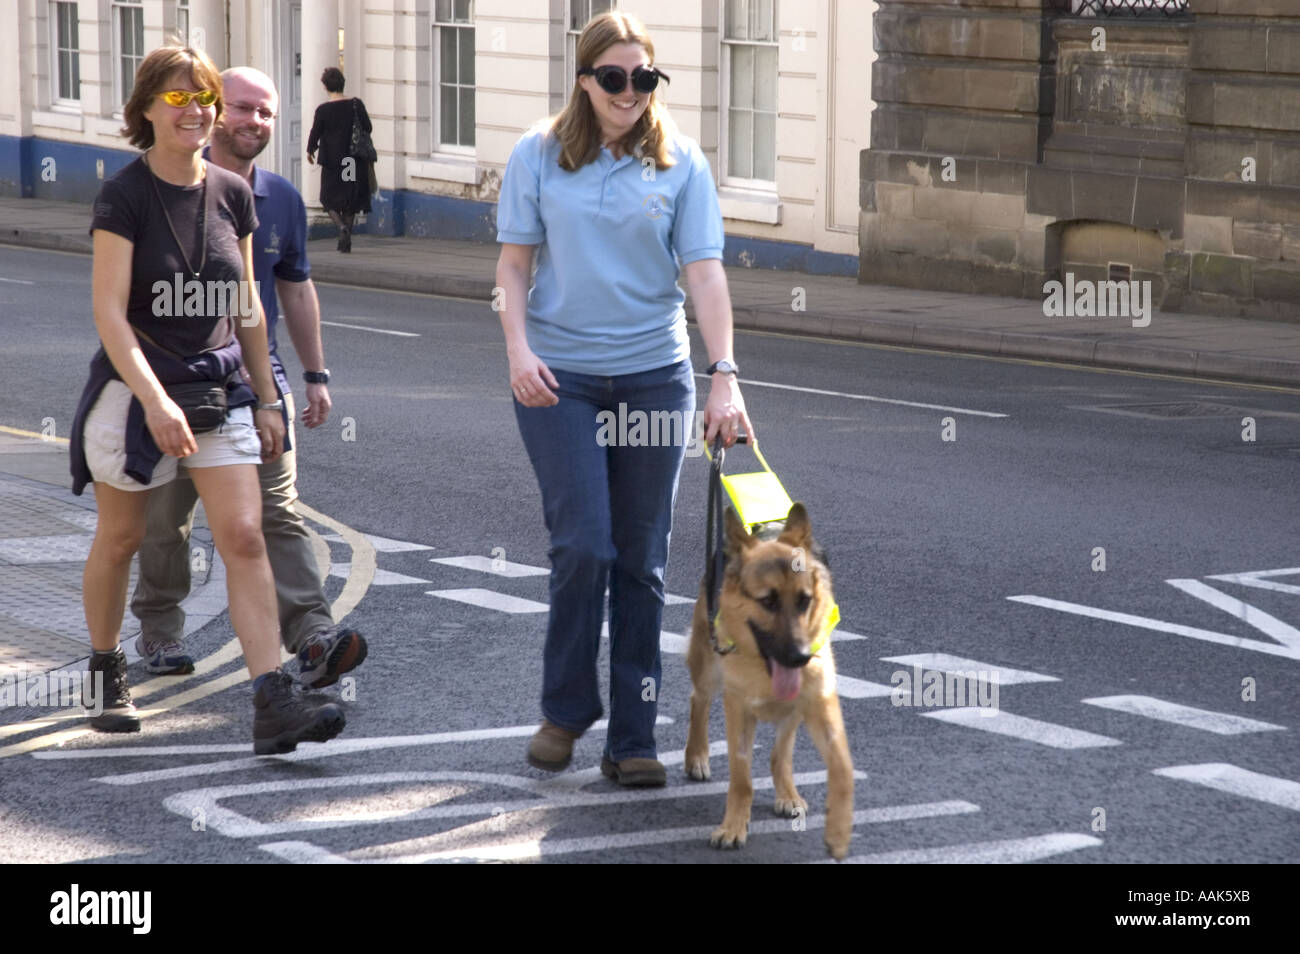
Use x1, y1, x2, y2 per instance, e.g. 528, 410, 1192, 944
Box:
349, 98, 378, 163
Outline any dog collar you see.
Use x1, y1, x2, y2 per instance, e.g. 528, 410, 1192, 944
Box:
713, 601, 840, 656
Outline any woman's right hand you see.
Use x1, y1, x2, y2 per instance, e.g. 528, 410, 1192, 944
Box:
144, 396, 198, 459
508, 347, 559, 407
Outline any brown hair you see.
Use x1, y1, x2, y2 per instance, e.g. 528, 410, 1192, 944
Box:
550, 12, 676, 172
121, 45, 224, 150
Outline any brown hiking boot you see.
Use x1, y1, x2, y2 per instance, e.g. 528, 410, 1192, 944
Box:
527, 719, 583, 771
600, 756, 667, 788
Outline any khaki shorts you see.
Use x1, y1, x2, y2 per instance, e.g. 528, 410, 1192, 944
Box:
84, 379, 263, 492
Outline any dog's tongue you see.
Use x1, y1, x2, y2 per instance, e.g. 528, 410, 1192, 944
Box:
770, 661, 802, 701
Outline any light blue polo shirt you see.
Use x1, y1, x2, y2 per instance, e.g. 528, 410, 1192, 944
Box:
496, 124, 725, 376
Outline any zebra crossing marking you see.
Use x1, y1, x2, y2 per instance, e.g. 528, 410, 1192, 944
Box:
320, 533, 432, 553
921, 708, 1123, 749
329, 564, 429, 586
1153, 763, 1300, 812
1082, 695, 1286, 735
431, 555, 549, 578
426, 588, 549, 613
880, 653, 1058, 685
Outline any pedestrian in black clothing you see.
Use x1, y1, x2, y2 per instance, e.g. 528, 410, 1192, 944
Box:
306, 67, 373, 252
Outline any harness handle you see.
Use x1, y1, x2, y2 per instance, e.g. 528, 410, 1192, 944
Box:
705, 435, 745, 655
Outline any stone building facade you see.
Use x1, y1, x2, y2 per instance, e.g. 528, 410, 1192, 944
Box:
0, 0, 874, 274
860, 0, 1300, 319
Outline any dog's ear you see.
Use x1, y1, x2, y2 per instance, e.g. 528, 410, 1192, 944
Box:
778, 501, 814, 550
724, 506, 756, 557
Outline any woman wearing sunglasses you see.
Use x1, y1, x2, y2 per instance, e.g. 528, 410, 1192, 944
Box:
496, 12, 753, 785
70, 45, 346, 753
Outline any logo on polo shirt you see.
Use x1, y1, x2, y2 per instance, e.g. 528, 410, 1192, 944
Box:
642, 193, 669, 219
265, 223, 281, 255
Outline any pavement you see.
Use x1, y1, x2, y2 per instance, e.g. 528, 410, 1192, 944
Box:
1, 192, 1298, 685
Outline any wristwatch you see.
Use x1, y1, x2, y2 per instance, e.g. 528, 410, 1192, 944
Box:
303, 369, 331, 384
257, 399, 285, 412
706, 359, 739, 377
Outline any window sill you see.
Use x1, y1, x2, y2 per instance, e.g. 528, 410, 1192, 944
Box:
717, 186, 782, 225
409, 155, 480, 185
32, 109, 83, 132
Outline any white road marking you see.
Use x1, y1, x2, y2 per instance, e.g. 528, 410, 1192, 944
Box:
880, 653, 1059, 685
89, 720, 672, 785
162, 767, 865, 839
35, 744, 251, 759
699, 375, 1008, 419
329, 563, 429, 586
426, 588, 549, 613
256, 799, 978, 863
320, 320, 420, 337
599, 622, 688, 655
1166, 578, 1300, 649
1007, 594, 1300, 661
1082, 696, 1287, 735
834, 675, 899, 699
1207, 567, 1300, 597
431, 555, 549, 577
0, 277, 34, 285
1154, 764, 1300, 812
825, 833, 1103, 865
659, 631, 689, 654
832, 629, 868, 642
320, 532, 433, 552
921, 708, 1123, 748
429, 556, 693, 607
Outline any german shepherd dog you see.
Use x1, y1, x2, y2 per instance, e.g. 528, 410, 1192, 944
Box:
685, 503, 854, 860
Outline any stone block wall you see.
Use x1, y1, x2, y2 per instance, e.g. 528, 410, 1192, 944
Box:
861, 0, 1300, 320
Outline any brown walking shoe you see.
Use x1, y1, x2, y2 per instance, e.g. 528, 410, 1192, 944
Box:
600, 756, 667, 787
527, 720, 583, 771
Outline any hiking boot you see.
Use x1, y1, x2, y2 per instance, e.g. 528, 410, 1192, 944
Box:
297, 624, 368, 690
134, 635, 195, 675
527, 720, 583, 772
600, 756, 667, 788
87, 647, 140, 733
252, 669, 345, 755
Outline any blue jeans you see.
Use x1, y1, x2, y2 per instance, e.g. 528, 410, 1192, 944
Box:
514, 359, 696, 762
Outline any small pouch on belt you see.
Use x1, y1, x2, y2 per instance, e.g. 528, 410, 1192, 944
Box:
133, 328, 230, 434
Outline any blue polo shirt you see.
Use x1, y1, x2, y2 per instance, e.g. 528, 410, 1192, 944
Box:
202, 149, 310, 452
204, 148, 311, 401
496, 125, 725, 376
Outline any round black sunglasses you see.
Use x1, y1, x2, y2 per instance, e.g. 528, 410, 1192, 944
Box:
578, 64, 670, 95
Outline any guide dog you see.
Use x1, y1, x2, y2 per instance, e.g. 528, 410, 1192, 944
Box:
685, 503, 854, 860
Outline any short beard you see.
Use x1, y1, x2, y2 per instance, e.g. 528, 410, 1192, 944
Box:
214, 125, 268, 161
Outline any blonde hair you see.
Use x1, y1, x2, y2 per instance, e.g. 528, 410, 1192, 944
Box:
550, 12, 676, 172
121, 45, 224, 149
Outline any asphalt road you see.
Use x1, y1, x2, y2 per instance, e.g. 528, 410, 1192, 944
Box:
1, 244, 1297, 865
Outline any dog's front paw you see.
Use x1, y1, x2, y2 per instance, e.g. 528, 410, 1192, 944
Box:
825, 830, 851, 861
709, 820, 748, 850
684, 752, 711, 781
773, 793, 807, 818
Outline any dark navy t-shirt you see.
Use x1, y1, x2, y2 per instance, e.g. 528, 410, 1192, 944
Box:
90, 157, 258, 356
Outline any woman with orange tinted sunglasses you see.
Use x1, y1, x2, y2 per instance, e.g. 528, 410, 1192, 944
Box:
70, 45, 347, 753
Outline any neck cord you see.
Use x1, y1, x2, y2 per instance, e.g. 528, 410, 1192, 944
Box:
144, 152, 208, 280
